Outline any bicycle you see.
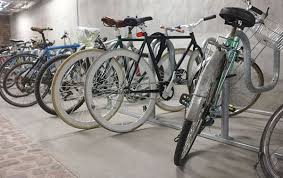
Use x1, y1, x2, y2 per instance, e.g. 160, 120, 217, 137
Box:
173, 7, 259, 165
0, 27, 80, 107
83, 15, 216, 133
34, 28, 108, 116
50, 20, 157, 129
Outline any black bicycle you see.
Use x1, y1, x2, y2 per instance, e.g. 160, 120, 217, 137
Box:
83, 15, 216, 133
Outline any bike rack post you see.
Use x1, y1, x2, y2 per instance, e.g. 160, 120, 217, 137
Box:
220, 79, 231, 140
200, 77, 260, 152
148, 105, 157, 120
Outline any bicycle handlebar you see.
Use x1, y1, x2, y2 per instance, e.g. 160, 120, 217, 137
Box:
160, 26, 184, 33
177, 15, 216, 33
204, 15, 217, 21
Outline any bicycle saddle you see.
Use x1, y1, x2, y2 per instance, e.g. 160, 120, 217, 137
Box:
101, 16, 153, 28
31, 27, 53, 33
10, 39, 24, 43
219, 7, 255, 28
101, 17, 126, 28
123, 16, 153, 27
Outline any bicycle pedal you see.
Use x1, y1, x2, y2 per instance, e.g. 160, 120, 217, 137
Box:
174, 134, 180, 142
179, 93, 191, 107
228, 104, 236, 112
204, 117, 214, 127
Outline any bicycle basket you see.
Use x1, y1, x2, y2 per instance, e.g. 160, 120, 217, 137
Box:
250, 18, 283, 50
77, 26, 100, 47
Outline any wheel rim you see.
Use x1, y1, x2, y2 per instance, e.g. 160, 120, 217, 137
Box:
52, 49, 104, 129
85, 49, 156, 133
263, 110, 283, 178
181, 119, 203, 159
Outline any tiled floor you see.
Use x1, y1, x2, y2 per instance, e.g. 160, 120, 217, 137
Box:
0, 98, 270, 178
0, 114, 75, 178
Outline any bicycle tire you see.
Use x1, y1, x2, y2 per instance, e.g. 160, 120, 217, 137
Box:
260, 104, 283, 178
156, 48, 192, 112
174, 119, 203, 166
52, 49, 104, 129
85, 48, 157, 133
34, 54, 70, 115
3, 61, 35, 98
0, 53, 37, 88
174, 50, 225, 166
229, 59, 264, 116
0, 53, 38, 107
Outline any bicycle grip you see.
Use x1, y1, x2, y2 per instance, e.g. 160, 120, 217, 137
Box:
250, 6, 263, 15
175, 28, 184, 33
203, 15, 217, 21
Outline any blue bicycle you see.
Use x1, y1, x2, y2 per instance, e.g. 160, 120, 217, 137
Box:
0, 27, 80, 107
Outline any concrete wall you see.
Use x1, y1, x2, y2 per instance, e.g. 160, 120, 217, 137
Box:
10, 0, 77, 44
0, 15, 10, 46
9, 0, 283, 112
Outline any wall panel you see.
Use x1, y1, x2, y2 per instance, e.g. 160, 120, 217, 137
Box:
9, 0, 283, 112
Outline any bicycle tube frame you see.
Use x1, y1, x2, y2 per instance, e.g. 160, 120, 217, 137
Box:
212, 36, 241, 107
119, 33, 202, 94
23, 44, 80, 78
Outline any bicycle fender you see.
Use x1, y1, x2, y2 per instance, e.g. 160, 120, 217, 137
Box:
185, 50, 225, 121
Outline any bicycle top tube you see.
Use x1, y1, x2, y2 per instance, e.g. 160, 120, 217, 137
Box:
46, 43, 80, 51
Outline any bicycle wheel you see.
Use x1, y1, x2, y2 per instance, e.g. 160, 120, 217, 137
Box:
156, 48, 192, 112
52, 49, 104, 129
228, 58, 264, 116
0, 53, 37, 88
85, 49, 157, 133
174, 50, 225, 166
260, 104, 283, 178
2, 61, 37, 107
35, 54, 70, 115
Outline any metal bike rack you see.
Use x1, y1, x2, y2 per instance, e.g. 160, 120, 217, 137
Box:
148, 78, 260, 153
147, 31, 280, 153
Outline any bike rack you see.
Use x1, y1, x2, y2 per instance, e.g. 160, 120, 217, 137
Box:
146, 31, 280, 153
148, 78, 260, 153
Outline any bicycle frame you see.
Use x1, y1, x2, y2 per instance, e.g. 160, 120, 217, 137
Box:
24, 43, 80, 78
208, 28, 241, 114
119, 32, 203, 94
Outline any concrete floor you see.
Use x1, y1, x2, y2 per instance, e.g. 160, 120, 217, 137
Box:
0, 98, 269, 178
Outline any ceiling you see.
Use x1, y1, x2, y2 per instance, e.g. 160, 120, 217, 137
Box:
0, 0, 40, 15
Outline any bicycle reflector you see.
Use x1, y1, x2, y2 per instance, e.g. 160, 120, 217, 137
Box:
136, 32, 144, 37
